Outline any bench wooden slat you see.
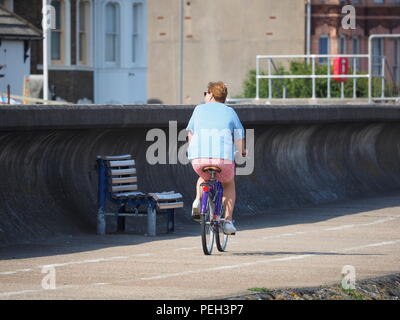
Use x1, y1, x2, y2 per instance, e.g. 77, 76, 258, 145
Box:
148, 192, 182, 201
109, 168, 136, 176
107, 160, 135, 167
157, 202, 184, 210
112, 191, 145, 199
149, 191, 175, 195
98, 154, 131, 161
104, 213, 147, 217
110, 184, 138, 193
110, 176, 138, 184
154, 194, 183, 201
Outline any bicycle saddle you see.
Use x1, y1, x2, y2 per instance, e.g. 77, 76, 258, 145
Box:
202, 166, 222, 173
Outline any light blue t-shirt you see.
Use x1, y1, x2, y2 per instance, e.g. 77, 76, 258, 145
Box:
186, 102, 245, 161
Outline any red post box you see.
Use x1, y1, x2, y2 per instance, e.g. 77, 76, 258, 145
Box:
333, 57, 349, 82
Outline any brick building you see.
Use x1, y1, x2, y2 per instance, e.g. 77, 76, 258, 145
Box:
311, 0, 400, 84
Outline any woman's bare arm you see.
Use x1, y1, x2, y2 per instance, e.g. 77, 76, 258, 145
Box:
187, 131, 193, 144
234, 138, 247, 156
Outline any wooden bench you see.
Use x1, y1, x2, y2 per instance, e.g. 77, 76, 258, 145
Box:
96, 154, 183, 236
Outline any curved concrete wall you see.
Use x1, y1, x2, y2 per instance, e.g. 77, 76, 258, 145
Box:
1, 105, 400, 244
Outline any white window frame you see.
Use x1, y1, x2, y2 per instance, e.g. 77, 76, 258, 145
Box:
131, 1, 142, 65
76, 0, 92, 66
50, 0, 71, 66
50, 0, 64, 64
104, 1, 120, 66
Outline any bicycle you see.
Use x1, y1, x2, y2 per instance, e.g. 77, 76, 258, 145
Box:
199, 166, 234, 255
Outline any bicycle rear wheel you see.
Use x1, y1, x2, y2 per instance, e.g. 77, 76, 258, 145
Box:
216, 204, 229, 252
201, 196, 214, 255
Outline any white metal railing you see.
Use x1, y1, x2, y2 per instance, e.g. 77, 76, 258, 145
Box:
256, 54, 369, 101
255, 34, 400, 103
368, 34, 400, 103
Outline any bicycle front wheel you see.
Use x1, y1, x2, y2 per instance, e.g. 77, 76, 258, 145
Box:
216, 203, 229, 252
201, 196, 214, 255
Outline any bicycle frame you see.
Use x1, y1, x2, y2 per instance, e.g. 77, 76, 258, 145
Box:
200, 172, 224, 221
199, 169, 230, 255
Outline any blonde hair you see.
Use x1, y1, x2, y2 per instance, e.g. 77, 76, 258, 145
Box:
207, 81, 228, 103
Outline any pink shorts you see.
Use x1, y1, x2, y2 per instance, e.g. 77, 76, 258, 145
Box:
191, 158, 235, 183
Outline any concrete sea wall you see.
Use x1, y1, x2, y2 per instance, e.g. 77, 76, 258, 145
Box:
1, 105, 400, 244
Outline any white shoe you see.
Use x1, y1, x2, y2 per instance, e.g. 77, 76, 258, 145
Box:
223, 220, 237, 235
191, 199, 200, 222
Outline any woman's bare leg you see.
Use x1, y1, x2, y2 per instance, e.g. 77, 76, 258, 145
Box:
195, 176, 205, 201
222, 179, 235, 221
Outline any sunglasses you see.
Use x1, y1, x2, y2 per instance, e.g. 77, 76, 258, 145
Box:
204, 91, 210, 96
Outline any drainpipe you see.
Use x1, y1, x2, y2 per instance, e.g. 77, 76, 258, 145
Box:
178, 0, 184, 104
306, 0, 311, 64
42, 0, 49, 101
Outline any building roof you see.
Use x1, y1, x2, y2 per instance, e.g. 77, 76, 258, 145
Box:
0, 6, 41, 40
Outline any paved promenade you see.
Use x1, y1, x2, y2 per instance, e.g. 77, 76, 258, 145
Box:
1, 192, 399, 300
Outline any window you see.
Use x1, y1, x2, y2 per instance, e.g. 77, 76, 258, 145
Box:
319, 35, 329, 64
372, 38, 383, 76
373, 0, 384, 3
105, 2, 118, 63
339, 35, 346, 54
48, 0, 71, 67
352, 36, 360, 72
78, 0, 90, 65
394, 39, 400, 84
51, 0, 63, 63
132, 2, 141, 63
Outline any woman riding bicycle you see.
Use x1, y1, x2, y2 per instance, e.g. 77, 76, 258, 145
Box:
186, 81, 246, 235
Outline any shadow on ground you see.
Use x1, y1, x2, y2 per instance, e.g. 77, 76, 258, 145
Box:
0, 190, 399, 261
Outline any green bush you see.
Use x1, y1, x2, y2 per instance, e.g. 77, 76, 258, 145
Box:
240, 61, 397, 99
